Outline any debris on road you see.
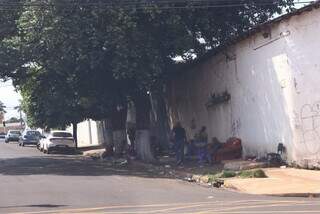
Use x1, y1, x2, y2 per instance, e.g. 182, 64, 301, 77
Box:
212, 179, 224, 188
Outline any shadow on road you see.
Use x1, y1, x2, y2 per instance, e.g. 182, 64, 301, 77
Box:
0, 155, 175, 178
0, 204, 67, 209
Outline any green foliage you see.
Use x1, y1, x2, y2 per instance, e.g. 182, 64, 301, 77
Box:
238, 169, 267, 178
207, 169, 267, 181
207, 174, 216, 183
0, 0, 23, 40
220, 170, 237, 178
0, 101, 6, 114
207, 170, 237, 181
0, 0, 294, 128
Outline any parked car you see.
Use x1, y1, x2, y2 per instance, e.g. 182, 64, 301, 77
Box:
0, 132, 6, 139
5, 130, 21, 143
19, 130, 42, 147
40, 131, 75, 154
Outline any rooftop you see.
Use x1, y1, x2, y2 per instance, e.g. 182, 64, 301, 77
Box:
178, 0, 320, 70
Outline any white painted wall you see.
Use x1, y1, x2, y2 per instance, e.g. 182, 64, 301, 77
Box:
68, 119, 103, 148
167, 8, 320, 167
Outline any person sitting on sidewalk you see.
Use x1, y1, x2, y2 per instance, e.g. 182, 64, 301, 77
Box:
207, 137, 223, 164
194, 126, 208, 165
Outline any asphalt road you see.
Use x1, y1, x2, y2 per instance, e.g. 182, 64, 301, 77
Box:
0, 139, 319, 214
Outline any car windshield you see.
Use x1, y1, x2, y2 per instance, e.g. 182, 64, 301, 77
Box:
26, 131, 41, 136
10, 131, 21, 135
52, 132, 72, 138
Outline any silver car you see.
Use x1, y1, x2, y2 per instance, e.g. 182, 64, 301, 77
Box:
19, 130, 41, 147
5, 130, 21, 143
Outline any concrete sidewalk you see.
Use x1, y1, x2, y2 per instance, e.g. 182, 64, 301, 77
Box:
82, 149, 320, 197
224, 168, 320, 197
82, 148, 105, 157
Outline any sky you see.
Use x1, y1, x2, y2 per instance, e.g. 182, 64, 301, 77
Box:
0, 80, 22, 120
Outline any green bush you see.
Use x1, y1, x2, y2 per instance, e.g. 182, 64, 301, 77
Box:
253, 169, 267, 178
238, 170, 252, 178
206, 169, 266, 183
238, 169, 267, 178
206, 170, 236, 182
207, 174, 217, 183
220, 170, 237, 178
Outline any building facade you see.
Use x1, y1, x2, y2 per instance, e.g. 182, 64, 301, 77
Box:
167, 3, 320, 167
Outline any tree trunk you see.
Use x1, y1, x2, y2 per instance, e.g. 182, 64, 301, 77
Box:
126, 101, 136, 155
111, 106, 127, 157
101, 119, 114, 154
134, 93, 156, 163
72, 122, 78, 148
149, 92, 171, 153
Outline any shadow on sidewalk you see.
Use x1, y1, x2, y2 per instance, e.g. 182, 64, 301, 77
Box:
0, 154, 222, 179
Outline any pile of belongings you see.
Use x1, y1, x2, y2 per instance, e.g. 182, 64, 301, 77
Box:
211, 137, 242, 162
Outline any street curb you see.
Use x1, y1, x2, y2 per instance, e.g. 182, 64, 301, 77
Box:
79, 155, 320, 198
78, 146, 104, 152
224, 182, 320, 198
265, 193, 320, 198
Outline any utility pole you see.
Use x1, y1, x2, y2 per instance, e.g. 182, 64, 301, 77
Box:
19, 109, 23, 129
14, 103, 23, 130
2, 121, 5, 133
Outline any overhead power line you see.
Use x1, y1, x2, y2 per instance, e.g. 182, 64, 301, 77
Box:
0, 0, 315, 10
0, 0, 314, 6
0, 0, 314, 4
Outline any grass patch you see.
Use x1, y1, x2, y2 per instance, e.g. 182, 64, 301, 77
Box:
207, 174, 217, 183
206, 169, 267, 182
207, 170, 237, 182
220, 170, 237, 178
238, 169, 267, 178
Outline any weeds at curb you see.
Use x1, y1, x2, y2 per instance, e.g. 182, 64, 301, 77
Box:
207, 169, 267, 183
238, 169, 267, 178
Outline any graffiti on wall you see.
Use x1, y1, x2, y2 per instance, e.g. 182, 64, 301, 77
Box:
231, 118, 241, 137
300, 102, 320, 155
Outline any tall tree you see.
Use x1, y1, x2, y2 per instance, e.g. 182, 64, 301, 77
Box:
0, 101, 6, 114
1, 0, 295, 160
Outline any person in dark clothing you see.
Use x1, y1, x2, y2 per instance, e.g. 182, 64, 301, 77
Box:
207, 137, 223, 164
171, 122, 187, 166
195, 126, 208, 165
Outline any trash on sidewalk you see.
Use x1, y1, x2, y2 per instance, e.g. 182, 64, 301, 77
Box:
212, 137, 242, 162
267, 153, 285, 167
113, 158, 128, 166
184, 176, 196, 182
212, 179, 224, 188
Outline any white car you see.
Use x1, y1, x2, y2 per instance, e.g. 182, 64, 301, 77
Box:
40, 131, 75, 154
